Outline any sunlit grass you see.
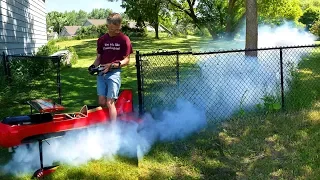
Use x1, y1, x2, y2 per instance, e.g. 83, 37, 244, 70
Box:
284, 49, 320, 111
217, 110, 320, 179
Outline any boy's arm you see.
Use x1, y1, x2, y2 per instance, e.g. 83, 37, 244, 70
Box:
92, 37, 103, 67
93, 54, 101, 66
88, 53, 100, 72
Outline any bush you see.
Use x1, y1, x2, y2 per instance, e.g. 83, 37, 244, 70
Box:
96, 24, 108, 37
13, 40, 62, 78
310, 18, 320, 37
36, 40, 78, 68
74, 24, 108, 39
121, 25, 147, 37
299, 7, 320, 30
62, 47, 78, 67
36, 41, 60, 56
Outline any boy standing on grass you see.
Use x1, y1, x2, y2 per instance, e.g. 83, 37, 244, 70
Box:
88, 13, 133, 121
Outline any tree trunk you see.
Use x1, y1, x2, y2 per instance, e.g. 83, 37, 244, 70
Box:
155, 22, 159, 39
154, 3, 160, 39
245, 0, 258, 57
225, 0, 237, 40
207, 28, 217, 39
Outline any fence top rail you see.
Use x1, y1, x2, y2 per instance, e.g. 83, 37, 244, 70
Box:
138, 44, 320, 57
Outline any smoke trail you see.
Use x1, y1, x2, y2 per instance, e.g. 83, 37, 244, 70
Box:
1, 98, 206, 175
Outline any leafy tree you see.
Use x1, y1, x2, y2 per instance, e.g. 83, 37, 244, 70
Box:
258, 0, 303, 25
225, 0, 302, 39
299, 7, 320, 29
169, 5, 194, 36
109, 0, 169, 39
225, 0, 245, 39
76, 10, 88, 25
167, 0, 200, 28
88, 8, 113, 19
46, 11, 68, 33
300, 0, 320, 11
64, 10, 78, 26
105, 0, 303, 40
197, 0, 228, 38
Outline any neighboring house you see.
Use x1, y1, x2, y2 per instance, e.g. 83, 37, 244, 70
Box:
83, 19, 106, 27
0, 0, 47, 55
59, 26, 81, 37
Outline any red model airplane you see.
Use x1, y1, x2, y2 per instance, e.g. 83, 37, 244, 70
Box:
0, 89, 141, 179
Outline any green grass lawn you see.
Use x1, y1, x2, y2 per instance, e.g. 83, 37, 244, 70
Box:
0, 36, 319, 179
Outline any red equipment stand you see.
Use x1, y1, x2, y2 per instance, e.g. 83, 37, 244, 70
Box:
26, 99, 63, 179
31, 139, 59, 179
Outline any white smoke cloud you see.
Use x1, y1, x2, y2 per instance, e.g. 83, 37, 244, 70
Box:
258, 22, 317, 48
1, 98, 207, 175
189, 21, 317, 118
152, 21, 317, 120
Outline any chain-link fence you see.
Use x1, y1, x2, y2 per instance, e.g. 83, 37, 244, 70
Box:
0, 53, 62, 119
136, 45, 320, 121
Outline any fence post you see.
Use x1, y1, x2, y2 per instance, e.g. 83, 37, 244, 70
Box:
176, 53, 180, 88
280, 48, 285, 110
135, 51, 143, 116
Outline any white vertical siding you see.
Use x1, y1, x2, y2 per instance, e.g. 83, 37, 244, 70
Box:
0, 0, 47, 55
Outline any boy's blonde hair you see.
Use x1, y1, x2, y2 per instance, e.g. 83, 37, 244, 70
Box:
107, 13, 122, 25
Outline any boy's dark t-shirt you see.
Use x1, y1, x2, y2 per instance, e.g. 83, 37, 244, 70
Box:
97, 32, 133, 64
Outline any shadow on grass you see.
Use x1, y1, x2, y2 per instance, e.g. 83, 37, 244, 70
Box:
218, 110, 320, 179
139, 124, 237, 180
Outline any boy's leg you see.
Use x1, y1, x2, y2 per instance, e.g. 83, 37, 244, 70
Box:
106, 98, 117, 121
106, 75, 121, 121
97, 75, 107, 107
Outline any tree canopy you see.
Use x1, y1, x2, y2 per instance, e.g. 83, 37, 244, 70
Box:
46, 0, 320, 40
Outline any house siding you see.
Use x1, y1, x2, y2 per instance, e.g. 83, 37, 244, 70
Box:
0, 0, 47, 55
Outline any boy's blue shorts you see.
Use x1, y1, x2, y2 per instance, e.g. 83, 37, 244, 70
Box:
96, 69, 121, 99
